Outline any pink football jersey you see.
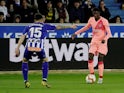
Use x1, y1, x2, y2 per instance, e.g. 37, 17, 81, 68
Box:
75, 16, 112, 42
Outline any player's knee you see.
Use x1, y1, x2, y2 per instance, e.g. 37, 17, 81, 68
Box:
22, 58, 28, 62
89, 53, 94, 60
98, 53, 105, 62
42, 58, 48, 63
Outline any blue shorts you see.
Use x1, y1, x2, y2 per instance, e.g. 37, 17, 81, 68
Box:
23, 48, 46, 60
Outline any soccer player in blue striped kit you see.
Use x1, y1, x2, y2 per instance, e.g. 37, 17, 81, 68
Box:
15, 13, 76, 88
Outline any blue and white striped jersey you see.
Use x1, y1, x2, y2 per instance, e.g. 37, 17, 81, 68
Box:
23, 22, 56, 51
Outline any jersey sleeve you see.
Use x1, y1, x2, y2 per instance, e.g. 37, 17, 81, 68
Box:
103, 20, 112, 40
22, 26, 29, 35
45, 24, 56, 30
75, 18, 91, 35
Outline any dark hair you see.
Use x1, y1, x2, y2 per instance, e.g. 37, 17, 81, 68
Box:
92, 7, 100, 12
0, 0, 6, 2
14, 14, 21, 19
0, 12, 4, 15
34, 13, 43, 20
115, 15, 123, 23
98, 0, 105, 9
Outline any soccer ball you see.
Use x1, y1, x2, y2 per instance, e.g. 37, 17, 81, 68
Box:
85, 74, 96, 84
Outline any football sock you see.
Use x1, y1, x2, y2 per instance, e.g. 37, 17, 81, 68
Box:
42, 62, 49, 81
88, 60, 94, 74
98, 61, 104, 78
22, 62, 28, 82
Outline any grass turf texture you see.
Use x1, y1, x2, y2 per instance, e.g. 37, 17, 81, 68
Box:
0, 71, 124, 93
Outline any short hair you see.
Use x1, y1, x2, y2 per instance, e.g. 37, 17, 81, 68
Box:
0, 0, 6, 3
0, 12, 4, 16
74, 0, 80, 3
0, 0, 6, 2
14, 14, 21, 19
92, 7, 100, 12
34, 13, 43, 20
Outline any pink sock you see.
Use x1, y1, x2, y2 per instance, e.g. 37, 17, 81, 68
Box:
88, 60, 94, 74
98, 61, 104, 78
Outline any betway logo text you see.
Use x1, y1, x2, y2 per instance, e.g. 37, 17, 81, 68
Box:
9, 39, 98, 67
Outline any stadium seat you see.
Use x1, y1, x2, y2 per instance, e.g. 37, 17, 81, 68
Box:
92, 0, 124, 22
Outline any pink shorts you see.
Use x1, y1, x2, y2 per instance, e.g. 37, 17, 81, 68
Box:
89, 41, 108, 55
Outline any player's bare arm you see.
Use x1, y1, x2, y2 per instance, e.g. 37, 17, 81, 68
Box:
71, 33, 77, 40
15, 35, 26, 56
71, 22, 91, 40
56, 24, 77, 30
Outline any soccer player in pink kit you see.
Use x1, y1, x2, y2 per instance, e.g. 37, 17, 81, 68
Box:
72, 8, 112, 84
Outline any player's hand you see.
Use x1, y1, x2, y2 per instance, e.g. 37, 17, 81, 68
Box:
71, 24, 77, 29
15, 48, 20, 57
71, 33, 76, 40
101, 40, 105, 44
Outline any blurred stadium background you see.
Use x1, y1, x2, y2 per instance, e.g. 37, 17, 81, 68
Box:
0, 0, 124, 93
0, 0, 124, 23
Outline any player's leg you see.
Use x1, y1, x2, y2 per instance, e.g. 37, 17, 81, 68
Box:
22, 48, 32, 88
41, 58, 50, 88
98, 53, 105, 78
22, 58, 28, 82
88, 43, 97, 74
22, 58, 30, 88
38, 50, 50, 88
97, 43, 108, 84
42, 58, 49, 81
97, 53, 105, 84
88, 53, 95, 74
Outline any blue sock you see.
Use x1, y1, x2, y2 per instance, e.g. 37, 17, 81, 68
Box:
42, 62, 49, 81
22, 62, 28, 82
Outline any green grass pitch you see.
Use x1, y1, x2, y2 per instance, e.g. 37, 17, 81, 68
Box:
0, 70, 124, 93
